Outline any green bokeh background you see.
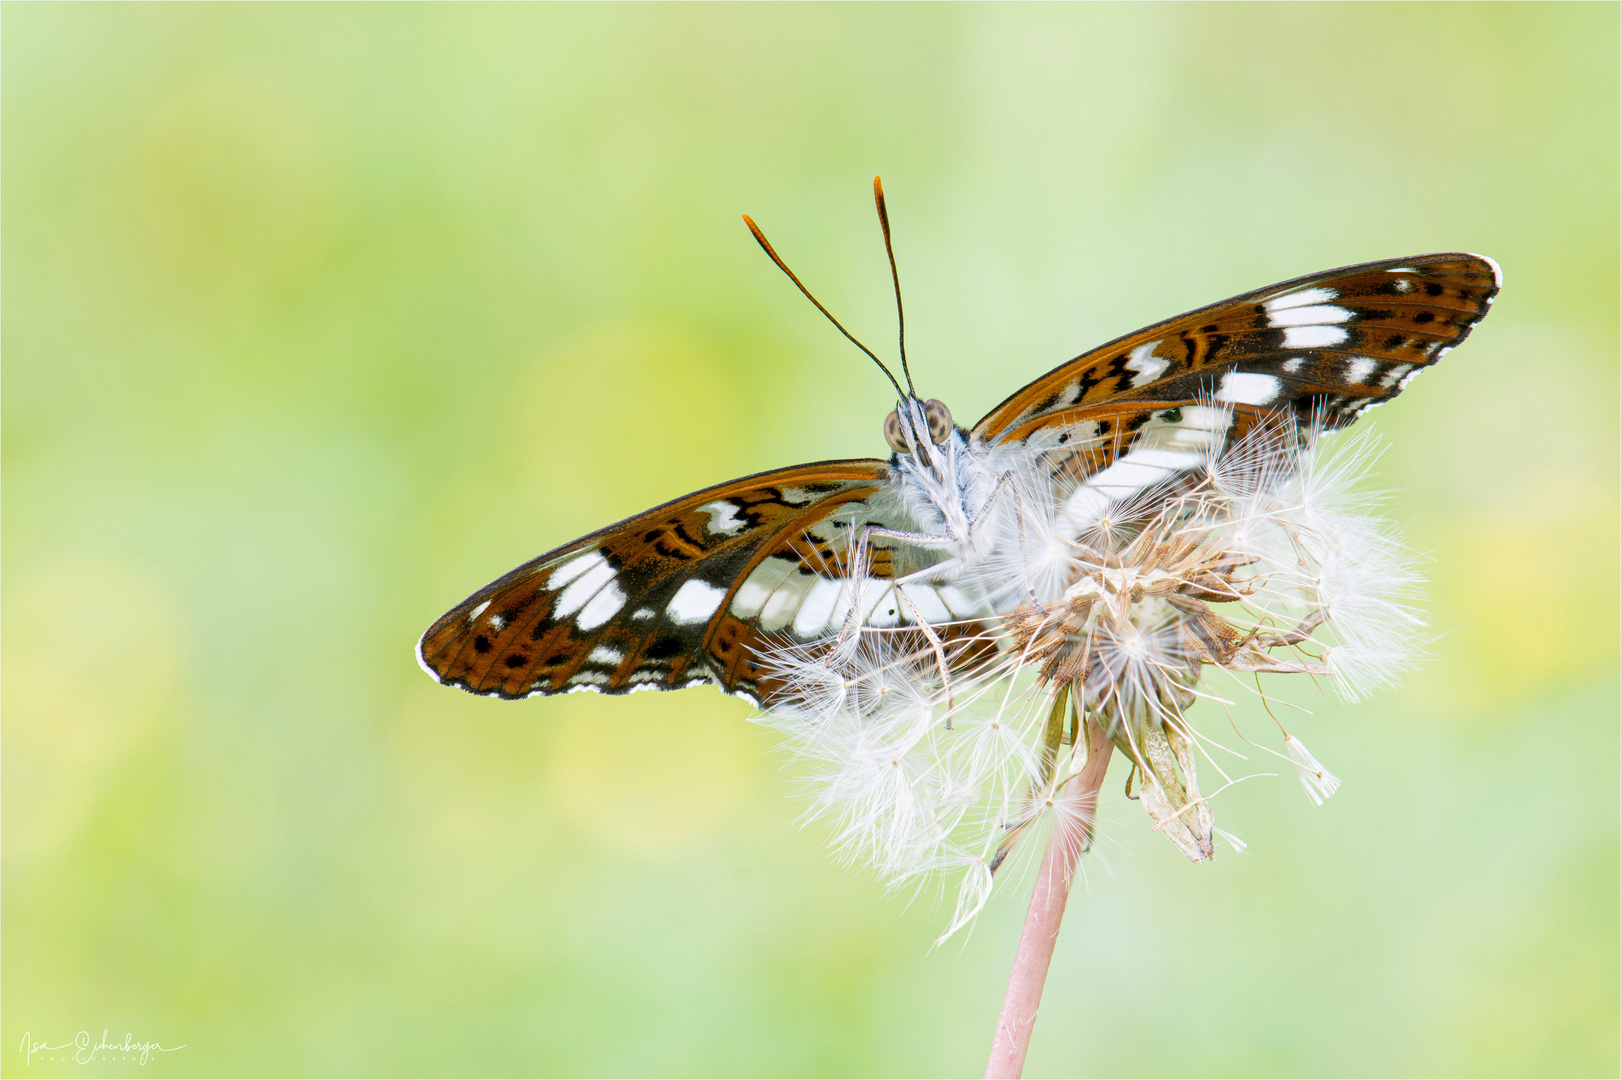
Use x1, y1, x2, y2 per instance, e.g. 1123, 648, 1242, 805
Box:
5, 4, 1617, 1077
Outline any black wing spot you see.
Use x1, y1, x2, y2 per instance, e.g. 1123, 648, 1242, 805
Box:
645, 636, 684, 660
504, 654, 527, 669
1425, 282, 1444, 297
1414, 311, 1435, 324
474, 635, 492, 654
1385, 334, 1405, 349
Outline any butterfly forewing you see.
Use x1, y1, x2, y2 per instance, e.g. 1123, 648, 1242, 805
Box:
974, 253, 1500, 448
417, 459, 977, 703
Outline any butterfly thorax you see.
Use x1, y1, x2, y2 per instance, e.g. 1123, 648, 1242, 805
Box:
885, 396, 1011, 570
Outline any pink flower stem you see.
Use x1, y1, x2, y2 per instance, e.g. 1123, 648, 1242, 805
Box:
984, 721, 1115, 1079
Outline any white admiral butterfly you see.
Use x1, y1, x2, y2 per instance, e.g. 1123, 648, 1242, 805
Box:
418, 181, 1498, 709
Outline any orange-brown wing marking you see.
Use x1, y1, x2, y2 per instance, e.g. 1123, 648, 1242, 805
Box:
974, 253, 1500, 449
417, 459, 893, 702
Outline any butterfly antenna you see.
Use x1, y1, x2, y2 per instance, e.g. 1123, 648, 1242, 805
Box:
742, 213, 907, 401
872, 176, 915, 397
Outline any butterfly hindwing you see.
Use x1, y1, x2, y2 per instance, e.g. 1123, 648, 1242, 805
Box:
417, 459, 960, 703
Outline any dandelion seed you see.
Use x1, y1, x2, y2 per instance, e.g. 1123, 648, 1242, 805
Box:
1285, 735, 1341, 806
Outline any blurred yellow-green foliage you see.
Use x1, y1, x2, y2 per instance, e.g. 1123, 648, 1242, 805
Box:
4, 5, 1617, 1077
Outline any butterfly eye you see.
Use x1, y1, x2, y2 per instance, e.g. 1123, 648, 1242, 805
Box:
924, 399, 953, 445
883, 409, 909, 454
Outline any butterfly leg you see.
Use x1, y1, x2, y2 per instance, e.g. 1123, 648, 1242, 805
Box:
889, 584, 959, 726
818, 528, 960, 727
823, 524, 945, 656
969, 470, 1054, 613
836, 521, 971, 724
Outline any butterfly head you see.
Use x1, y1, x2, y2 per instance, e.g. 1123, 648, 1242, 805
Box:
883, 396, 955, 461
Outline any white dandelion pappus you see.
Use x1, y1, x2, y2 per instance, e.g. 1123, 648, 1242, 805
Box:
755, 408, 1438, 930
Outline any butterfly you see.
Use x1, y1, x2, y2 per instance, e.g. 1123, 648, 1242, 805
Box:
418, 179, 1498, 706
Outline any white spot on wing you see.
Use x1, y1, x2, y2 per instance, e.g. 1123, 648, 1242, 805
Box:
1268, 304, 1353, 329
1344, 356, 1378, 384
1214, 372, 1281, 405
936, 585, 985, 619
1283, 357, 1305, 373
844, 579, 893, 627
1055, 408, 1227, 535
1125, 341, 1169, 387
899, 584, 952, 625
1058, 453, 1187, 531
631, 608, 654, 620
699, 500, 746, 536
667, 579, 728, 625
731, 580, 771, 619
1392, 278, 1413, 293
1380, 363, 1414, 389
731, 556, 797, 619
548, 551, 604, 589
863, 584, 901, 628
1163, 404, 1232, 440
589, 645, 623, 666
487, 613, 506, 630
554, 558, 616, 618
576, 582, 625, 630
1129, 447, 1206, 471
1264, 287, 1338, 312
793, 577, 844, 637
1282, 324, 1350, 349
760, 571, 815, 633
469, 600, 491, 621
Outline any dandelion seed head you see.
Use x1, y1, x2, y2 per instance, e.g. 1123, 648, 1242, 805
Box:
753, 411, 1426, 935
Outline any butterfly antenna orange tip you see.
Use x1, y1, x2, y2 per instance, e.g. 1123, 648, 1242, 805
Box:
872, 176, 915, 397
742, 212, 907, 401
